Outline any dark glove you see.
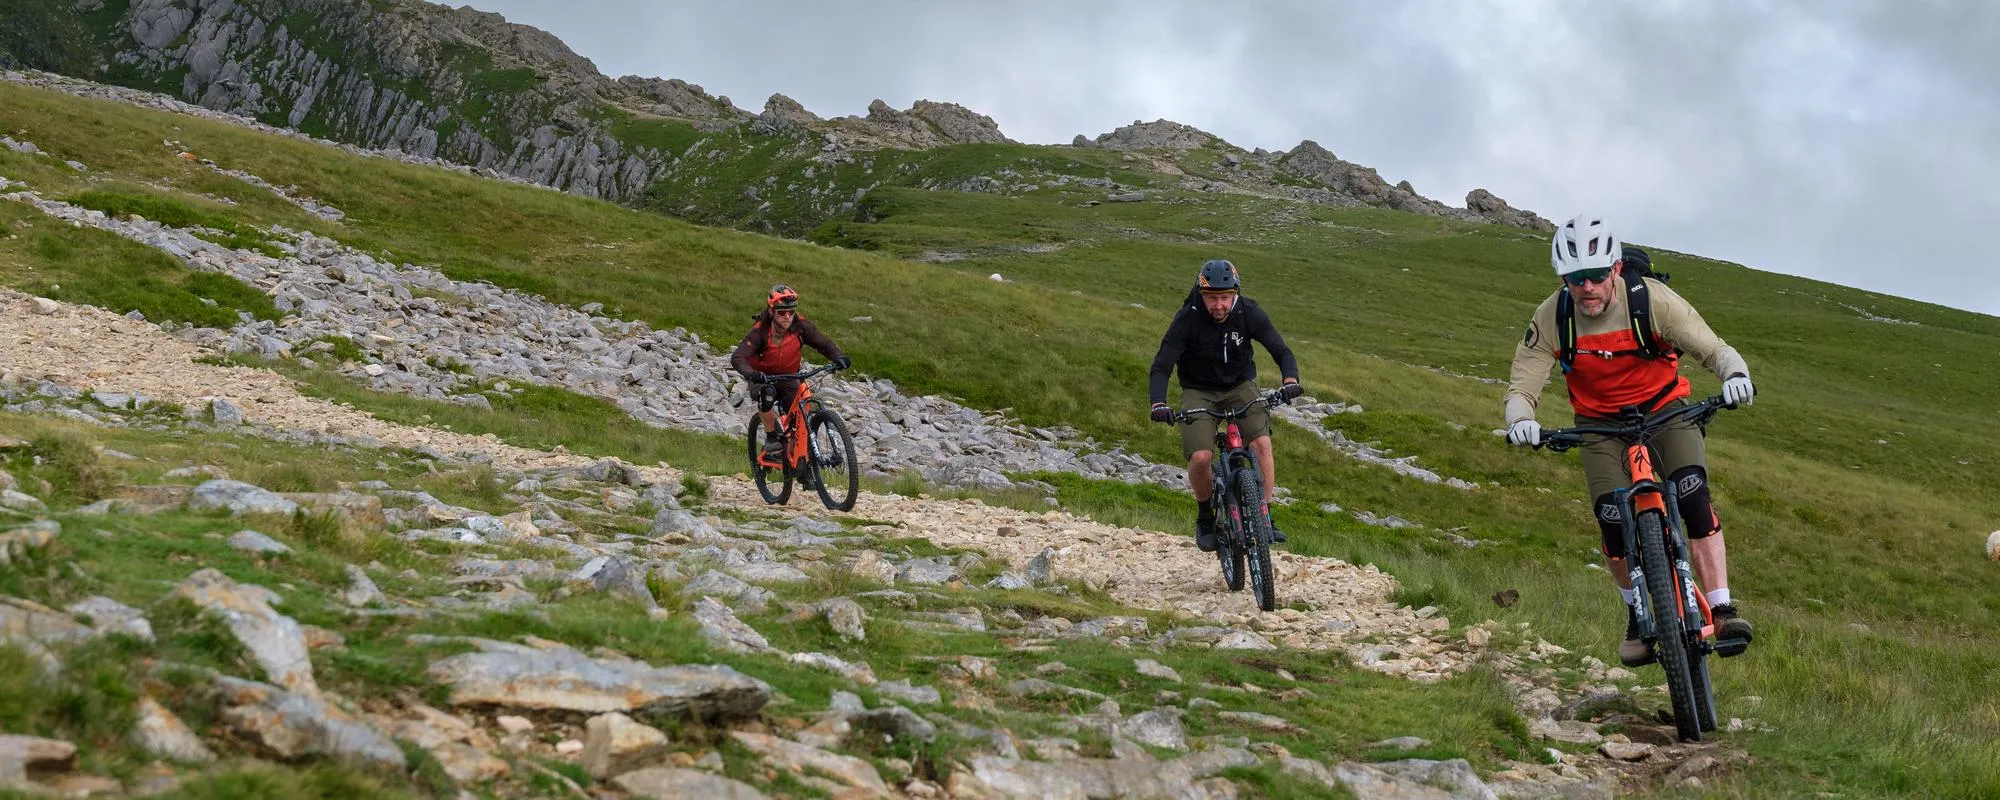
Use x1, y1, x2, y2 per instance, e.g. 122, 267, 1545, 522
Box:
1279, 381, 1304, 402
745, 371, 769, 384
833, 356, 852, 370
1150, 403, 1174, 424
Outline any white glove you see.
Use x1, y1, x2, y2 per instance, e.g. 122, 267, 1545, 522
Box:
1723, 375, 1755, 407
1507, 419, 1542, 447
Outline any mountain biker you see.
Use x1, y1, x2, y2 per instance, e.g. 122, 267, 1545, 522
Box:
1149, 259, 1304, 552
1503, 214, 1756, 667
730, 284, 850, 461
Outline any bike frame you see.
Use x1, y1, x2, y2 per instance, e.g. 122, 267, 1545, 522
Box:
754, 365, 832, 471
1210, 419, 1260, 539
1545, 397, 1733, 651
1179, 392, 1281, 545
1614, 437, 1716, 643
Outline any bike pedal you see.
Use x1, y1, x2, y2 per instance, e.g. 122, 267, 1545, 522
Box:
1713, 637, 1751, 658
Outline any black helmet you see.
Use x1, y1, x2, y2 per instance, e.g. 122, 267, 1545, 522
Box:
1197, 259, 1240, 292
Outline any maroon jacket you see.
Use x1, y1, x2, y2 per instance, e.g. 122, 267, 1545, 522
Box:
730, 313, 844, 377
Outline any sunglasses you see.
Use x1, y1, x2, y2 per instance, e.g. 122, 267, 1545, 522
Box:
1563, 268, 1614, 287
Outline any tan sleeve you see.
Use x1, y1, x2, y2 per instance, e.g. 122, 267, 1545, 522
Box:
1503, 292, 1562, 425
1647, 280, 1750, 380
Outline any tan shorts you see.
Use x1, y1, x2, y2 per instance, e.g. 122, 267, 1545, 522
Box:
1177, 381, 1273, 459
1577, 400, 1708, 501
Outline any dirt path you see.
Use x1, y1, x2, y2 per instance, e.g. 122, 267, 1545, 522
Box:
709, 478, 1475, 681
0, 292, 625, 475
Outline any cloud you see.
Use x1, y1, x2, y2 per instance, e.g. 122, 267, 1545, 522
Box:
461, 0, 2000, 315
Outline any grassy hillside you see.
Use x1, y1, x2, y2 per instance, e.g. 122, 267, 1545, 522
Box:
3, 78, 1998, 797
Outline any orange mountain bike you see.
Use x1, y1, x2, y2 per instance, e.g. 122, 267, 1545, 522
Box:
746, 362, 859, 511
1539, 395, 1745, 742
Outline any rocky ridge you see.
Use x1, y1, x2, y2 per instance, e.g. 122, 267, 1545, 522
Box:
5, 1, 1551, 230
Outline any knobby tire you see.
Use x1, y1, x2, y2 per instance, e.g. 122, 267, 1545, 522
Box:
1640, 510, 1702, 742
1236, 468, 1278, 612
746, 415, 792, 505
808, 409, 860, 511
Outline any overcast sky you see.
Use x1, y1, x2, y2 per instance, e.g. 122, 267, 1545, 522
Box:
462, 0, 2000, 316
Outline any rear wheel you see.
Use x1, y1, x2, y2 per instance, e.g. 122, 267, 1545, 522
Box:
1639, 510, 1701, 742
1236, 468, 1277, 612
807, 409, 860, 511
746, 415, 792, 505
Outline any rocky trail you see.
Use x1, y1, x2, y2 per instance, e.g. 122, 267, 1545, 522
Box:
0, 292, 1750, 797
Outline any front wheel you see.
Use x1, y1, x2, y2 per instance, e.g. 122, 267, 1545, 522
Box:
1639, 510, 1701, 742
807, 408, 860, 511
1235, 468, 1277, 612
746, 415, 792, 505
1215, 493, 1245, 592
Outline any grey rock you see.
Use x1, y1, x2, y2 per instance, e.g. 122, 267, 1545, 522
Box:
188, 480, 298, 516
1067, 616, 1148, 639
694, 597, 777, 654
1216, 711, 1301, 733
172, 568, 317, 695
906, 607, 985, 632
209, 675, 404, 767
569, 555, 657, 608
728, 561, 810, 584
65, 595, 154, 641
1213, 630, 1276, 650
1334, 758, 1497, 800
340, 565, 385, 607
1134, 659, 1182, 683
984, 572, 1031, 590
228, 529, 292, 556
1122, 706, 1188, 751
653, 508, 719, 539
683, 569, 754, 599
895, 555, 960, 585
208, 397, 245, 427
851, 704, 938, 742
817, 597, 867, 641
1371, 736, 1434, 751
424, 637, 771, 723
1007, 678, 1106, 701
830, 690, 866, 713
730, 731, 887, 794
0, 596, 98, 672
132, 696, 216, 762
875, 679, 941, 705
613, 767, 767, 800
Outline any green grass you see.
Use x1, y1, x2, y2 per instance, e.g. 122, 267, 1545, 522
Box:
0, 203, 282, 327
3, 76, 1999, 795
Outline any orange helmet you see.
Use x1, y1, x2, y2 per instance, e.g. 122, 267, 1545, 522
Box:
767, 284, 800, 312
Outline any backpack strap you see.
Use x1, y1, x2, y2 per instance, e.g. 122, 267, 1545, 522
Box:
1624, 278, 1666, 360
1555, 290, 1579, 374
1555, 278, 1670, 370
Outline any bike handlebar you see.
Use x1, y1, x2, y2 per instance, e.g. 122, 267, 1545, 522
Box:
1174, 390, 1290, 425
1536, 395, 1737, 453
753, 362, 845, 383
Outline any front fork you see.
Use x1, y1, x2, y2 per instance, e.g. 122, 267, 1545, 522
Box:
1619, 478, 1708, 646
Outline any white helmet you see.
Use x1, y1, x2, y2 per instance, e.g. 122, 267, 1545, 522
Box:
1550, 214, 1621, 277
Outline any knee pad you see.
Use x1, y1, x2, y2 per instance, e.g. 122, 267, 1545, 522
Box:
1672, 466, 1720, 539
755, 383, 778, 412
1594, 492, 1627, 558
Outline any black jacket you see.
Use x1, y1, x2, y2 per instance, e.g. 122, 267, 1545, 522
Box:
1148, 289, 1299, 404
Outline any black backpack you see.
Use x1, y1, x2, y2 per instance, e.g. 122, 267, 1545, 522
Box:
1555, 246, 1675, 374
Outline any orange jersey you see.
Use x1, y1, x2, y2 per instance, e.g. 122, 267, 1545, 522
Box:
1506, 277, 1748, 423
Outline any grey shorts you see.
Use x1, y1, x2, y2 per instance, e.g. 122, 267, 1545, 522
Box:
1577, 400, 1708, 501
1177, 381, 1273, 459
